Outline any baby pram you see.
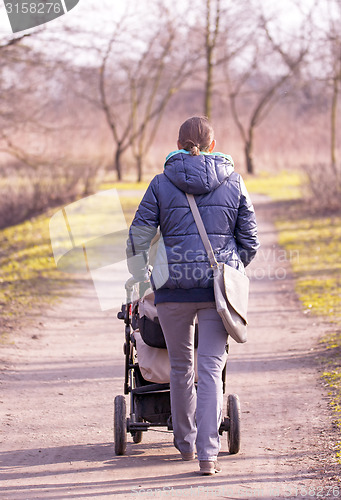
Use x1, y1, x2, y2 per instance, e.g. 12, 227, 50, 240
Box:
114, 277, 241, 456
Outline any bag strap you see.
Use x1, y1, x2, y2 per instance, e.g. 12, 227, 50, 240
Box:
186, 193, 218, 269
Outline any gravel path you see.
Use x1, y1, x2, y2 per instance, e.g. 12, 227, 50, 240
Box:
0, 195, 339, 500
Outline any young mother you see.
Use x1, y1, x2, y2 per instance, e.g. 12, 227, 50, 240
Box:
126, 116, 259, 475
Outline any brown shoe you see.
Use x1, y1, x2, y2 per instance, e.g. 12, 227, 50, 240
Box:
181, 451, 195, 461
199, 460, 222, 475
173, 438, 195, 461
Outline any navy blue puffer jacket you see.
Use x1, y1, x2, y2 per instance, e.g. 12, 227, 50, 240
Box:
126, 150, 260, 304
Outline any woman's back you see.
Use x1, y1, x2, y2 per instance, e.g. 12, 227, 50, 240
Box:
128, 150, 259, 303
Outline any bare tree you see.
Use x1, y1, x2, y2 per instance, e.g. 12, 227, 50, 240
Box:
224, 6, 310, 174
98, 8, 196, 181
0, 30, 106, 227
305, 0, 341, 175
197, 0, 252, 120
297, 0, 341, 208
129, 24, 197, 181
204, 0, 221, 119
325, 0, 341, 177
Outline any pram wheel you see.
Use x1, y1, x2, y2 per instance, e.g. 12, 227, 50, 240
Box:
227, 394, 241, 454
114, 395, 127, 455
132, 427, 143, 444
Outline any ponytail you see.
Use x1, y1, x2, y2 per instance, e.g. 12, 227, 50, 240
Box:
185, 140, 200, 156
178, 116, 214, 156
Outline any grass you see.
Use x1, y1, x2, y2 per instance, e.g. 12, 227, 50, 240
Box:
0, 184, 146, 339
246, 170, 341, 463
276, 216, 341, 317
244, 170, 304, 200
99, 181, 149, 192
320, 329, 341, 462
0, 207, 72, 337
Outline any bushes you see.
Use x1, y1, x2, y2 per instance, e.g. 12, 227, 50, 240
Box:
0, 159, 105, 229
303, 162, 341, 213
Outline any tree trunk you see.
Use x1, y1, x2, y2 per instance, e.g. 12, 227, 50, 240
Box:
136, 156, 143, 183
115, 148, 122, 181
331, 77, 338, 169
331, 74, 338, 175
204, 0, 220, 120
205, 47, 213, 119
245, 139, 254, 175
244, 123, 255, 174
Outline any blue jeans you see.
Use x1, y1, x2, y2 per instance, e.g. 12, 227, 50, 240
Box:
156, 302, 228, 461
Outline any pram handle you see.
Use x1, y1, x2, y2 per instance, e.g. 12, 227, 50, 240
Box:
125, 276, 139, 290
125, 277, 139, 303
125, 268, 151, 303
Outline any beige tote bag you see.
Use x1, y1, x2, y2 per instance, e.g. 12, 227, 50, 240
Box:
186, 193, 249, 344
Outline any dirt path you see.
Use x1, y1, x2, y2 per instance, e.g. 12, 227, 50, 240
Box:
0, 196, 339, 500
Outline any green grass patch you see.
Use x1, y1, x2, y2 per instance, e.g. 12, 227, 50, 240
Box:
245, 170, 341, 319
99, 181, 149, 192
245, 170, 304, 200
247, 170, 341, 463
0, 208, 73, 335
321, 330, 341, 462
276, 216, 341, 317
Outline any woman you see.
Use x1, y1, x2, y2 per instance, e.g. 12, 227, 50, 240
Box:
126, 116, 259, 475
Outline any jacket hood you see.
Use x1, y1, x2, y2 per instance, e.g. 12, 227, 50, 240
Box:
163, 150, 234, 195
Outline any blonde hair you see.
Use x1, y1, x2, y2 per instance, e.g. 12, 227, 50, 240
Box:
178, 116, 214, 156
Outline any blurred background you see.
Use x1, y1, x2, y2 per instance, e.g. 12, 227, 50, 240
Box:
0, 0, 340, 228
